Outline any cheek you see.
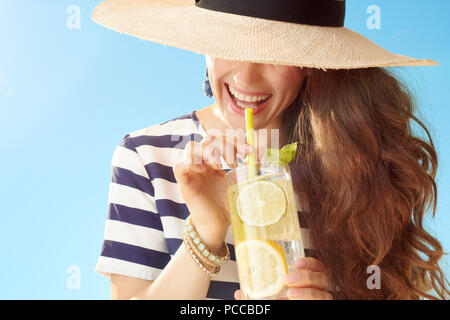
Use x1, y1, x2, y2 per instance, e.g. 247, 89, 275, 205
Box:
271, 82, 304, 114
206, 69, 226, 94
208, 58, 229, 80
278, 67, 306, 88
278, 72, 305, 102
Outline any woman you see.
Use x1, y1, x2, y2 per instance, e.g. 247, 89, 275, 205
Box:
92, 0, 450, 299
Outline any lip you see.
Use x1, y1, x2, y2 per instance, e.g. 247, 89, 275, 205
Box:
225, 83, 272, 116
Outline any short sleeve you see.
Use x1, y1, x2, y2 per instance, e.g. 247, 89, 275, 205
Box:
95, 134, 171, 281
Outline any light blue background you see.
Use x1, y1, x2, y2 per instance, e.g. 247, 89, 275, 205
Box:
0, 1, 448, 299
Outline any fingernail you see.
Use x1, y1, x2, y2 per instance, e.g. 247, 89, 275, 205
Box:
285, 272, 299, 284
296, 259, 307, 268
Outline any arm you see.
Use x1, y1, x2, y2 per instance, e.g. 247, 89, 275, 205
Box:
111, 274, 153, 300
111, 235, 224, 300
109, 131, 251, 300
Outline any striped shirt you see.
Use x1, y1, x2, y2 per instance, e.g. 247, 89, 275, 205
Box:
95, 110, 314, 299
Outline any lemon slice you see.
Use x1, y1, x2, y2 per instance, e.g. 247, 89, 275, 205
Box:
236, 180, 287, 227
235, 239, 287, 299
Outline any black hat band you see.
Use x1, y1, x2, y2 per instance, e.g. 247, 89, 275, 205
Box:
195, 0, 346, 27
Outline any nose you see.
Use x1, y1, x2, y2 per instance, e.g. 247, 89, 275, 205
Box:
232, 62, 264, 89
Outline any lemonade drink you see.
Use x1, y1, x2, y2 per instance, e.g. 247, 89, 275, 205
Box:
226, 162, 305, 300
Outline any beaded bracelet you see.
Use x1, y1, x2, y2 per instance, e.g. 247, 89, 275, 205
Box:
183, 216, 230, 276
184, 229, 221, 270
183, 233, 220, 277
185, 215, 230, 266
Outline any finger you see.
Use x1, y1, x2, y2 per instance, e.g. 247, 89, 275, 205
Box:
173, 162, 206, 182
201, 138, 222, 170
295, 257, 328, 273
185, 141, 203, 166
287, 287, 333, 300
234, 290, 242, 300
220, 136, 240, 168
175, 141, 211, 179
224, 129, 254, 159
202, 133, 241, 170
216, 135, 252, 169
212, 148, 227, 175
285, 269, 330, 291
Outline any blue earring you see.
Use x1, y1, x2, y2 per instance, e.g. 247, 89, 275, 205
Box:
203, 68, 213, 98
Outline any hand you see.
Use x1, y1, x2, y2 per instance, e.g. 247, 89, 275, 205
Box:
234, 257, 333, 300
173, 131, 263, 254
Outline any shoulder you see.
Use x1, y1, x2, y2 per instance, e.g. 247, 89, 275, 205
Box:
128, 110, 201, 139
118, 110, 202, 148
115, 110, 204, 166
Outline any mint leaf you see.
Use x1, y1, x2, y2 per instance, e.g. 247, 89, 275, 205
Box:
266, 142, 298, 166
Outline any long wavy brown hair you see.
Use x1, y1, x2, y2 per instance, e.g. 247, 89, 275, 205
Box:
282, 67, 449, 299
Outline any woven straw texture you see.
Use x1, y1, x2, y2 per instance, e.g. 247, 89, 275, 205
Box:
92, 0, 438, 70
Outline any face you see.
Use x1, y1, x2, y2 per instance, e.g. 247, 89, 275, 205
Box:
205, 55, 308, 132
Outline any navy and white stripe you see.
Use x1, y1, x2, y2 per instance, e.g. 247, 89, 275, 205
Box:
95, 110, 315, 299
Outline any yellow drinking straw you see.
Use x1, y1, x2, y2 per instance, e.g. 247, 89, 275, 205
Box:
245, 108, 257, 178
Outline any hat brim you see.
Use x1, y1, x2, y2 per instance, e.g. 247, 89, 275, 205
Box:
92, 0, 439, 70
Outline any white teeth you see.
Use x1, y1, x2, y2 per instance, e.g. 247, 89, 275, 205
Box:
228, 85, 270, 102
236, 99, 258, 109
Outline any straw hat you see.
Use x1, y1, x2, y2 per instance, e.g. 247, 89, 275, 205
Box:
91, 0, 438, 70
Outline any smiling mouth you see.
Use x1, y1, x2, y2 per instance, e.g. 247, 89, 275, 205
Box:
225, 83, 272, 109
